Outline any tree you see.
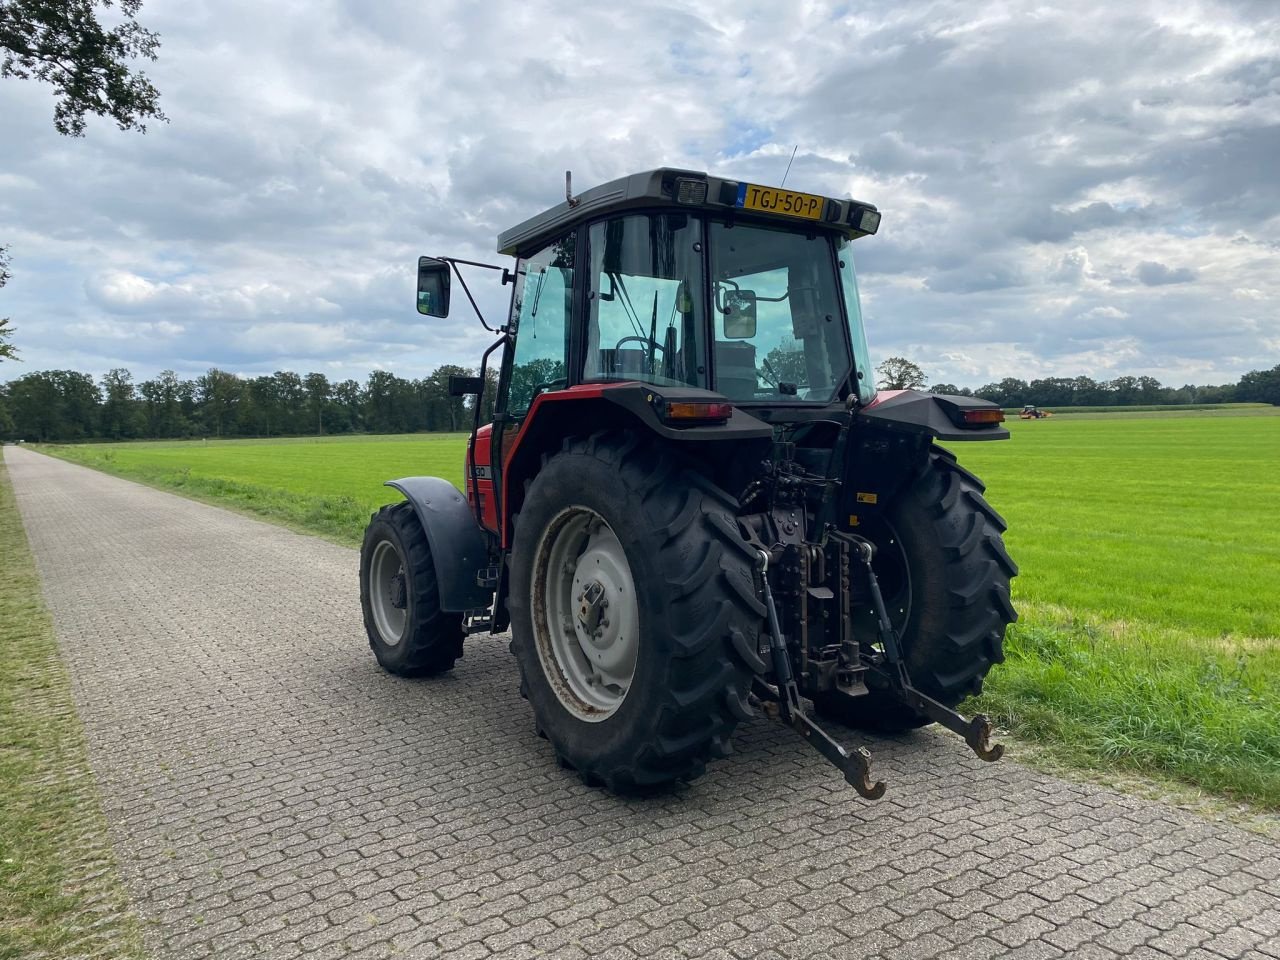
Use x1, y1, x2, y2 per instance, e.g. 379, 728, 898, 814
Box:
1069, 376, 1105, 406
1236, 364, 1280, 406
0, 387, 13, 437
875, 356, 927, 391
1106, 375, 1139, 405
1136, 375, 1164, 405
303, 372, 330, 435
0, 0, 166, 136
271, 370, 305, 433
138, 368, 186, 436
761, 337, 807, 388
6, 371, 59, 439
245, 374, 280, 437
975, 378, 1029, 408
426, 364, 472, 432
1027, 377, 1074, 407
197, 367, 240, 437
99, 366, 141, 438
5, 369, 98, 440
0, 245, 15, 361
332, 379, 363, 433
364, 370, 414, 434
477, 367, 500, 424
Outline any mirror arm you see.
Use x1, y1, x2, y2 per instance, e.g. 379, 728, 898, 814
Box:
447, 260, 500, 333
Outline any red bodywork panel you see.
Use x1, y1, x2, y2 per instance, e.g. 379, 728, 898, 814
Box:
465, 382, 635, 547
465, 423, 500, 534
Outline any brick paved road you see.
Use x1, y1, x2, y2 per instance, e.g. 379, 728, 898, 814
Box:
6, 444, 1279, 960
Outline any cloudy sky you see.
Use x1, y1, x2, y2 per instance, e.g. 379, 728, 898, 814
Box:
2, 0, 1278, 389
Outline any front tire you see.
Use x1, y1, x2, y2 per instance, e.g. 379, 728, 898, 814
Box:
814, 447, 1017, 730
509, 433, 766, 793
360, 502, 464, 676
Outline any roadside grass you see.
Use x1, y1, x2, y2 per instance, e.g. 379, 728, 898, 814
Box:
969, 601, 1280, 808
0, 457, 147, 960
35, 409, 1280, 809
40, 433, 469, 547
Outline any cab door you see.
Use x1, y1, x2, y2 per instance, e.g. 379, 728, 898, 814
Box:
488, 232, 578, 540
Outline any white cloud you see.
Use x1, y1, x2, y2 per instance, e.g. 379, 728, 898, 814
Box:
0, 0, 1278, 388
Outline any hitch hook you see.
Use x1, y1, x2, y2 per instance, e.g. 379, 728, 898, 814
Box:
965, 713, 1004, 762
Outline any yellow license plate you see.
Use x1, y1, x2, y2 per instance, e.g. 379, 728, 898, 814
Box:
736, 183, 826, 220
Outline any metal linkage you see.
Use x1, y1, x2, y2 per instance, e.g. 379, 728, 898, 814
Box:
847, 537, 1004, 763
756, 551, 886, 800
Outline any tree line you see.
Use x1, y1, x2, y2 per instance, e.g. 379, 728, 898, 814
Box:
0, 366, 498, 443
875, 356, 1280, 409
2, 360, 1277, 444
931, 370, 1279, 409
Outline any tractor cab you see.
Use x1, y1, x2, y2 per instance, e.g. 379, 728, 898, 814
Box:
418, 169, 882, 420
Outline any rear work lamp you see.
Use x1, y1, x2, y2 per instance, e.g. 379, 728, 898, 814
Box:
674, 177, 709, 205
847, 204, 881, 235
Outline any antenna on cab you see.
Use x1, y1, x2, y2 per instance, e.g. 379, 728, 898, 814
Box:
566, 170, 580, 207
780, 145, 798, 188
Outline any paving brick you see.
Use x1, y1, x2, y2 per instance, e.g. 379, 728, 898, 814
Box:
7, 443, 1280, 960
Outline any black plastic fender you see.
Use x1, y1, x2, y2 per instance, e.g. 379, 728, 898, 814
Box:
384, 477, 493, 612
858, 390, 1010, 441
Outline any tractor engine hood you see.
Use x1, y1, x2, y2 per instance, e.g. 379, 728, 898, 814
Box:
859, 390, 1010, 441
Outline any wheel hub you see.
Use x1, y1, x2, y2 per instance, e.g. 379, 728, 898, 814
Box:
576, 579, 609, 640
388, 572, 407, 609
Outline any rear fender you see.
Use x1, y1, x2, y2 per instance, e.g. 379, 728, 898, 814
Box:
385, 477, 493, 612
859, 390, 1010, 441
500, 383, 772, 548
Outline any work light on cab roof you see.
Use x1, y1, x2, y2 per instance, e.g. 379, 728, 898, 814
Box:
362, 166, 1017, 804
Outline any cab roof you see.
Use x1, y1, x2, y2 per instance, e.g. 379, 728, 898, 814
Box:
496, 167, 881, 257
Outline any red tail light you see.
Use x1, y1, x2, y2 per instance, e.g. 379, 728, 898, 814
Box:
662, 400, 733, 424
961, 408, 1005, 425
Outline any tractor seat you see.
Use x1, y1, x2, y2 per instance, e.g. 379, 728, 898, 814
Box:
714, 340, 758, 399
595, 347, 647, 377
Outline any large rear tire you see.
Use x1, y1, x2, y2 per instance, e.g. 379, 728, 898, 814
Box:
814, 447, 1017, 731
508, 432, 766, 793
360, 502, 464, 676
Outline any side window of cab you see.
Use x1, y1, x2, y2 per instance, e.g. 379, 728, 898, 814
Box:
506, 234, 576, 417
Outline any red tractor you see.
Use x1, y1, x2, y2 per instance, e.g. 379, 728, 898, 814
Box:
360, 169, 1016, 798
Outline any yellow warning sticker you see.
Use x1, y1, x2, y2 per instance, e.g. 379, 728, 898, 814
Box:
856, 492, 878, 504
847, 514, 860, 527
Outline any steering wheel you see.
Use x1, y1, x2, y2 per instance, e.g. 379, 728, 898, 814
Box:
613, 335, 665, 355
532, 378, 568, 396
611, 335, 666, 377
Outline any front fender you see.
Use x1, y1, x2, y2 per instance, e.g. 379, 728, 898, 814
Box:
385, 476, 493, 612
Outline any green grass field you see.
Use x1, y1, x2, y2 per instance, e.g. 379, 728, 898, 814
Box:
38, 406, 1280, 808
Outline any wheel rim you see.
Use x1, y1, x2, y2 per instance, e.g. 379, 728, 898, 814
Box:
368, 539, 408, 645
531, 506, 640, 722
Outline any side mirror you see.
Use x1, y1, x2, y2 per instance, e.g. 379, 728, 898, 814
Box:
417, 257, 451, 317
448, 375, 483, 397
723, 290, 758, 339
